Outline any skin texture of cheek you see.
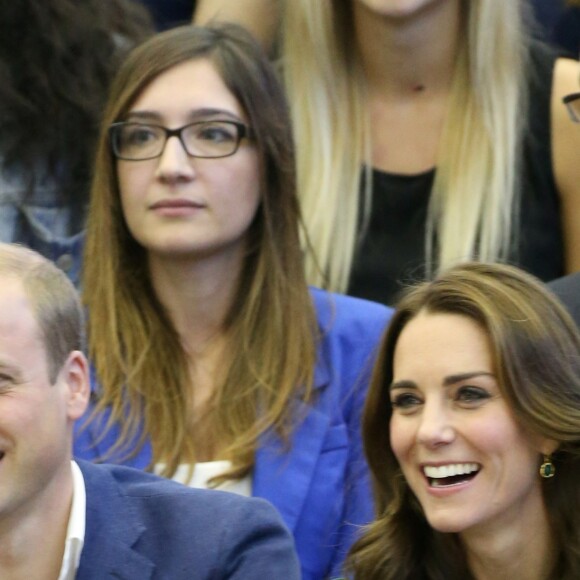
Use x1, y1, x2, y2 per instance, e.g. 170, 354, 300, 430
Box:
118, 172, 260, 261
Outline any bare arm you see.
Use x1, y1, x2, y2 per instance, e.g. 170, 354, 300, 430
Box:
552, 57, 580, 273
193, 0, 281, 51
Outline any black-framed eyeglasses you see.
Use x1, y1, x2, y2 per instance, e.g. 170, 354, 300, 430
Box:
109, 120, 254, 161
563, 92, 580, 123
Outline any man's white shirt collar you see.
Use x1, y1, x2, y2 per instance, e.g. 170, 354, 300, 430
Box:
58, 461, 86, 580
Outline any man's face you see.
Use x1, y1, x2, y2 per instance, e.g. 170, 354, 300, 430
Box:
0, 277, 88, 526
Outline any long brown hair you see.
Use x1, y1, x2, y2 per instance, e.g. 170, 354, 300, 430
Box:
83, 24, 317, 478
347, 263, 580, 579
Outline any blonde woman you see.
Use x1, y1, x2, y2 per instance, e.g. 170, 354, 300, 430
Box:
195, 0, 580, 304
73, 24, 392, 580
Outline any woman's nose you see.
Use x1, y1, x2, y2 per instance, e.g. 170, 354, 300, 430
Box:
155, 135, 196, 183
416, 401, 455, 448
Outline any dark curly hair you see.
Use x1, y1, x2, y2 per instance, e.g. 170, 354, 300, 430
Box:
0, 0, 153, 207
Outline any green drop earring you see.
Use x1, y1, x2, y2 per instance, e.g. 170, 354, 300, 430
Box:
539, 455, 555, 479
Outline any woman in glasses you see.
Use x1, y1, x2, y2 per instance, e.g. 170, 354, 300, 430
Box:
195, 0, 580, 306
74, 24, 392, 580
346, 262, 580, 579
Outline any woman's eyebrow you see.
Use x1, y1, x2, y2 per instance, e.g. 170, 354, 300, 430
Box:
124, 110, 162, 122
389, 380, 417, 392
390, 371, 494, 391
187, 108, 242, 121
125, 108, 242, 123
442, 371, 494, 386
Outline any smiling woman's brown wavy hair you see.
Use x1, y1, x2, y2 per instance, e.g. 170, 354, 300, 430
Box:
82, 24, 318, 480
346, 262, 580, 579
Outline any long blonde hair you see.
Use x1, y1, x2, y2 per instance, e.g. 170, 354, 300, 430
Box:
83, 25, 317, 479
283, 0, 530, 291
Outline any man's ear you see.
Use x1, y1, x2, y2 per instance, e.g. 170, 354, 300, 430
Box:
59, 350, 90, 421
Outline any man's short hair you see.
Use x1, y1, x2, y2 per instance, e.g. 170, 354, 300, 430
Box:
0, 244, 84, 382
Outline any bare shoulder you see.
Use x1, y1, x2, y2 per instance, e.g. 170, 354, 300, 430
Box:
553, 58, 579, 103
552, 57, 580, 200
552, 57, 579, 142
552, 58, 580, 273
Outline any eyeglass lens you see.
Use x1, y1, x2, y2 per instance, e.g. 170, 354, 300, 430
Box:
565, 94, 580, 122
569, 98, 580, 122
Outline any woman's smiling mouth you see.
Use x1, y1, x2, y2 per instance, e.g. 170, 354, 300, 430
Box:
423, 463, 481, 488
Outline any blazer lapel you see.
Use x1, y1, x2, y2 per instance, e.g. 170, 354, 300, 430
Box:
81, 529, 155, 580
77, 461, 155, 579
253, 356, 331, 532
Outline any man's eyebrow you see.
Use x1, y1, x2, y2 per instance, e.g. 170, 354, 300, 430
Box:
390, 372, 494, 391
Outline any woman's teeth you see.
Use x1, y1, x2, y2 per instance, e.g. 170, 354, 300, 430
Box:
423, 463, 480, 487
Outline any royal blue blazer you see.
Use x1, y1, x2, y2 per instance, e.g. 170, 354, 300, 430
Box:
75, 459, 300, 578
74, 289, 393, 579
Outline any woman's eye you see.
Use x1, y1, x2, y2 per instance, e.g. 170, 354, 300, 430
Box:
125, 127, 157, 146
196, 124, 235, 143
391, 393, 422, 410
456, 386, 490, 405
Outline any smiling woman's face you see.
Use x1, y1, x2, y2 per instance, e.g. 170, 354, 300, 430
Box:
389, 311, 552, 538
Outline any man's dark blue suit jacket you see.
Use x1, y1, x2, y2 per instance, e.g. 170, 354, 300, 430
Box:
75, 460, 300, 579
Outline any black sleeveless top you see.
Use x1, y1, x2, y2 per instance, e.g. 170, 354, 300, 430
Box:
347, 43, 563, 306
